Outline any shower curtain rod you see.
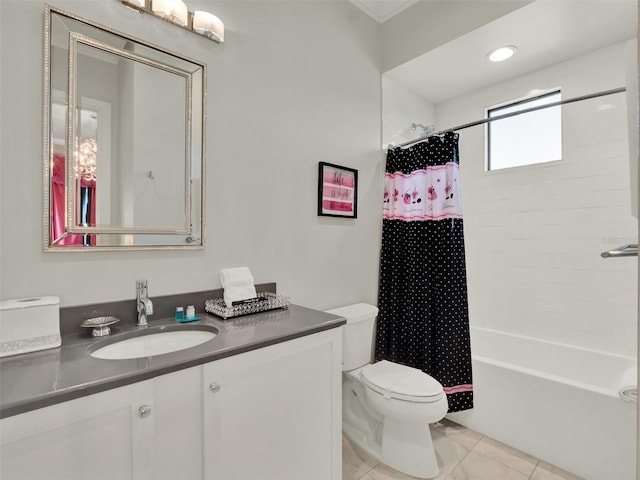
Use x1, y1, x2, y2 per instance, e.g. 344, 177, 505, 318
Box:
392, 86, 627, 149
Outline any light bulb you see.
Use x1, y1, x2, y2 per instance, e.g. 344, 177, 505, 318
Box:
487, 46, 517, 62
193, 11, 224, 43
151, 0, 188, 27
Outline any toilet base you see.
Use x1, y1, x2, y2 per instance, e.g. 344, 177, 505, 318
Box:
381, 418, 439, 479
342, 369, 445, 479
344, 419, 440, 480
343, 422, 382, 460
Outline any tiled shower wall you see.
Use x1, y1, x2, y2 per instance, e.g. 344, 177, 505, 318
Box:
436, 40, 638, 356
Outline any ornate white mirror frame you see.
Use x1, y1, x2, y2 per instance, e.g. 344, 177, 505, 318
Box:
43, 5, 206, 251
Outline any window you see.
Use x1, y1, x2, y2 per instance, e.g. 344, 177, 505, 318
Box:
486, 90, 562, 171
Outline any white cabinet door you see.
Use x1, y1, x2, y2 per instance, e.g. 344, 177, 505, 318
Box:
0, 366, 203, 480
203, 329, 342, 480
0, 380, 155, 480
153, 365, 203, 480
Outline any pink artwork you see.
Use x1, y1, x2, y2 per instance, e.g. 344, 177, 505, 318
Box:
318, 162, 358, 218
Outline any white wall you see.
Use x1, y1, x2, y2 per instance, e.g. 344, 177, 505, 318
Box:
436, 42, 638, 356
381, 75, 435, 148
0, 0, 383, 310
132, 61, 186, 230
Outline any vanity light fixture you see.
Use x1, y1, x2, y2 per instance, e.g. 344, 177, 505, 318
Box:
121, 0, 224, 43
193, 10, 224, 43
151, 0, 188, 27
487, 45, 517, 62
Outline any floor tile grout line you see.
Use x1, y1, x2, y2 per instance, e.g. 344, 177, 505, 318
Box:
443, 433, 482, 479
527, 459, 541, 480
442, 429, 542, 480
364, 461, 379, 479
468, 438, 541, 480
470, 432, 543, 479
355, 459, 379, 480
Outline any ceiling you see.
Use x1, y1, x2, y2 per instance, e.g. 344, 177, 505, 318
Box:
348, 0, 419, 23
384, 0, 638, 104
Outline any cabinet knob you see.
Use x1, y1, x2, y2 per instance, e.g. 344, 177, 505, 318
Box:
138, 405, 152, 418
209, 382, 221, 393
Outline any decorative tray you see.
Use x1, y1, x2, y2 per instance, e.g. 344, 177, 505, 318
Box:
205, 292, 290, 320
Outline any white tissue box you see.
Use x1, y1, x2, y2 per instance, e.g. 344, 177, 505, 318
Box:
0, 296, 61, 357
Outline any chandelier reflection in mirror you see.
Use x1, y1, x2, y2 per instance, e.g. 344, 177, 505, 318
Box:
121, 0, 224, 43
76, 138, 97, 182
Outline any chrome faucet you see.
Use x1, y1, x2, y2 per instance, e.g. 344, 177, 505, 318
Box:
136, 280, 154, 327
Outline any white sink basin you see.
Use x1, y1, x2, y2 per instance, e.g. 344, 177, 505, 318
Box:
90, 330, 216, 360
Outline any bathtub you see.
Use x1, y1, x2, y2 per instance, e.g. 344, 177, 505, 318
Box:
447, 326, 637, 480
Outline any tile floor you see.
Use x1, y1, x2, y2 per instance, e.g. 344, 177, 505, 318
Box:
342, 419, 584, 480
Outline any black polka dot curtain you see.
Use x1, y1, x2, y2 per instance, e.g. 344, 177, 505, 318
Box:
376, 132, 473, 412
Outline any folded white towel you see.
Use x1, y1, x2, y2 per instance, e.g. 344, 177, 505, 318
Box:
223, 284, 257, 308
220, 267, 254, 289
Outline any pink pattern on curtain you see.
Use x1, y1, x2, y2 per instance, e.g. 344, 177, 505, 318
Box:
383, 162, 462, 221
50, 154, 96, 245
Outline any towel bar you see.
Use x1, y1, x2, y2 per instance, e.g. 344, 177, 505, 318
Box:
600, 244, 638, 258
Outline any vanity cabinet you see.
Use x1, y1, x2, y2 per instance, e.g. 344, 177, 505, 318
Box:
0, 380, 155, 480
202, 328, 342, 480
0, 328, 342, 480
0, 367, 203, 480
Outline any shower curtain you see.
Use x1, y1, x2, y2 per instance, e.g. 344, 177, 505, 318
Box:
376, 132, 473, 412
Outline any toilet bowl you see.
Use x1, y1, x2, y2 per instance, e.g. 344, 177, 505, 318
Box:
326, 304, 448, 479
361, 360, 448, 424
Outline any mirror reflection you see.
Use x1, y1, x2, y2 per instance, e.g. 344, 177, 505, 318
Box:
45, 6, 205, 250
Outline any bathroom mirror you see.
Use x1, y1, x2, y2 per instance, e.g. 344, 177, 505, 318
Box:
43, 5, 205, 251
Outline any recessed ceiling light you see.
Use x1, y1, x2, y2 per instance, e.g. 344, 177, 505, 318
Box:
488, 46, 517, 62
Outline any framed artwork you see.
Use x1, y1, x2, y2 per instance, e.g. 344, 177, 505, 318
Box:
317, 162, 358, 218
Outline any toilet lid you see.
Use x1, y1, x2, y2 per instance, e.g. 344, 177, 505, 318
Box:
361, 360, 444, 402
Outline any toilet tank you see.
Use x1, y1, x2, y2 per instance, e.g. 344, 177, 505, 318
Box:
325, 303, 379, 371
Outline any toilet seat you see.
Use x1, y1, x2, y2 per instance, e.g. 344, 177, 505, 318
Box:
361, 360, 444, 403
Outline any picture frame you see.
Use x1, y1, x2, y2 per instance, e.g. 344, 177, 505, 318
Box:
317, 162, 358, 218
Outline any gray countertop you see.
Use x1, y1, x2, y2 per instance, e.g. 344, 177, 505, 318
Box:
0, 304, 345, 419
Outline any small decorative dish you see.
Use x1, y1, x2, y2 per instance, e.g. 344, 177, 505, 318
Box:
205, 292, 289, 320
81, 316, 120, 337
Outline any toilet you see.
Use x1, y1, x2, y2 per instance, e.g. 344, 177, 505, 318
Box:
326, 303, 447, 479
